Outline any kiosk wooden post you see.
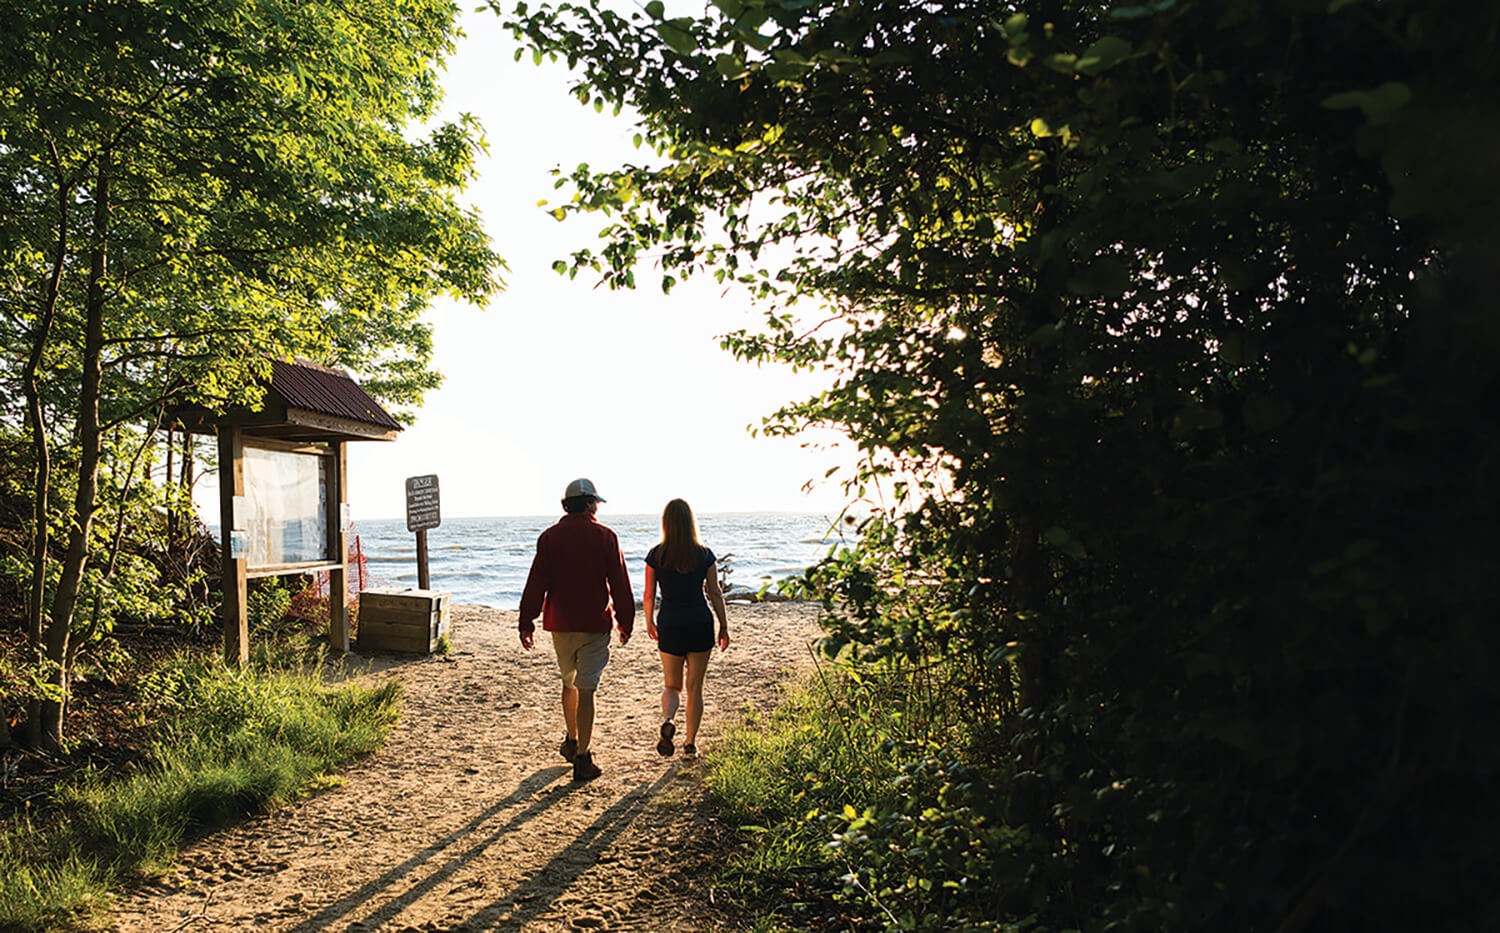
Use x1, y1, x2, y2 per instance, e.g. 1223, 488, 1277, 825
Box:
217, 427, 249, 665
326, 441, 350, 653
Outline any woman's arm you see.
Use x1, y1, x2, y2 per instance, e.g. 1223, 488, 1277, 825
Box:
644, 565, 658, 642
704, 561, 731, 650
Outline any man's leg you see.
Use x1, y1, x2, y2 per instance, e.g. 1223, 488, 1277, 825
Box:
553, 634, 583, 761
562, 684, 578, 740
568, 632, 609, 780
575, 686, 596, 753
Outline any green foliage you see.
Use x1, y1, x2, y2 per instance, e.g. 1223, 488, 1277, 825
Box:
0, 0, 502, 421
246, 580, 295, 633
0, 426, 216, 720
507, 0, 1500, 928
68, 655, 399, 871
1, 0, 501, 745
711, 664, 1016, 930
0, 827, 110, 933
707, 668, 909, 926
0, 655, 400, 930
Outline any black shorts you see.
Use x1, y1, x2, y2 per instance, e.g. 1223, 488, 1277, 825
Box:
658, 619, 714, 657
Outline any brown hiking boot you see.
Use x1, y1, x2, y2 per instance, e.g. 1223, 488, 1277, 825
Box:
573, 750, 601, 782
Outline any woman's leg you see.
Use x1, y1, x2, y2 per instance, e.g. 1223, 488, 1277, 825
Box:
659, 651, 684, 724
683, 650, 712, 746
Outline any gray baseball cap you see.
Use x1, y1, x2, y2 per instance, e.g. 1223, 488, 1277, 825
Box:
563, 478, 604, 502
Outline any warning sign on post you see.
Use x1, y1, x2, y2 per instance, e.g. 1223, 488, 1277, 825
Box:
405, 474, 441, 532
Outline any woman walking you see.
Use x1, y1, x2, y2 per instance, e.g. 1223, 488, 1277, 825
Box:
644, 498, 730, 758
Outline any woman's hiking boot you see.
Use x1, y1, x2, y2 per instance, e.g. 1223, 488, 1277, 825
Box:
656, 720, 676, 757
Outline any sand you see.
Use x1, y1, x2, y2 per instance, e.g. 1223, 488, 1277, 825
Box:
109, 602, 825, 932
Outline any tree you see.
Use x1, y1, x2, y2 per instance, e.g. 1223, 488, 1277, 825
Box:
504, 0, 1499, 927
0, 0, 500, 749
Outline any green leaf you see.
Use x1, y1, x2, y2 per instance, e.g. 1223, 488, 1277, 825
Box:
658, 20, 697, 55
1076, 36, 1131, 75
1031, 117, 1066, 138
1045, 52, 1078, 75
1108, 0, 1177, 20
1320, 82, 1413, 125
765, 61, 811, 81
716, 53, 748, 78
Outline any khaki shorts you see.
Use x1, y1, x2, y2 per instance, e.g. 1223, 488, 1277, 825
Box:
550, 630, 611, 690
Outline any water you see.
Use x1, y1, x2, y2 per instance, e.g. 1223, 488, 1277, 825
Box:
349, 513, 853, 609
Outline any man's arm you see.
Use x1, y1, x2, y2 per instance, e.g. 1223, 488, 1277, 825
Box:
608, 536, 635, 640
517, 537, 548, 650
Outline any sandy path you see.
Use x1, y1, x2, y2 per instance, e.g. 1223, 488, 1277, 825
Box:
111, 602, 823, 932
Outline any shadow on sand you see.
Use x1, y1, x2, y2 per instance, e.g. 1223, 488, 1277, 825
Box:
285, 764, 569, 932
454, 769, 675, 929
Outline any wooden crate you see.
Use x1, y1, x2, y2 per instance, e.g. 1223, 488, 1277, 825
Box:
358, 588, 450, 654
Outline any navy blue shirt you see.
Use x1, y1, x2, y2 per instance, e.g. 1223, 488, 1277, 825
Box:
645, 544, 715, 627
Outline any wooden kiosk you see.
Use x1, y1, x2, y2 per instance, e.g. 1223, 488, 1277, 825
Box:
179, 360, 401, 663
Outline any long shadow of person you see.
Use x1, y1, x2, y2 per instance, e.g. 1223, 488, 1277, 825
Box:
456, 769, 675, 929
286, 765, 570, 932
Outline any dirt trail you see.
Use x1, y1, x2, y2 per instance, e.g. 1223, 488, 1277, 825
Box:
110, 602, 823, 932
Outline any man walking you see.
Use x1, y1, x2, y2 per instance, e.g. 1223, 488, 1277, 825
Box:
517, 478, 635, 781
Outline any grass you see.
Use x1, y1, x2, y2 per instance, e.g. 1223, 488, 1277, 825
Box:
704, 661, 919, 930
0, 652, 400, 931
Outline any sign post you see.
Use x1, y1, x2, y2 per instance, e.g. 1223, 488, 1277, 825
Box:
404, 474, 441, 589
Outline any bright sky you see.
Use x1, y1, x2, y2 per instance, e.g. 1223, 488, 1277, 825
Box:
337, 8, 852, 520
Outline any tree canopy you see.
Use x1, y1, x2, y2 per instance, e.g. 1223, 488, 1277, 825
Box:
1, 0, 501, 746
505, 0, 1499, 928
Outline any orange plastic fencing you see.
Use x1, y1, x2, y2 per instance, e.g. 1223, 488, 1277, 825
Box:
288, 531, 388, 627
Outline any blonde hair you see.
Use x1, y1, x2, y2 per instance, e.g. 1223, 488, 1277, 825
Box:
659, 498, 703, 573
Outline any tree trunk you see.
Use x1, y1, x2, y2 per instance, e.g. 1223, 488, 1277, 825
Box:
22, 160, 70, 747
165, 422, 176, 557
1012, 143, 1064, 714
39, 154, 109, 751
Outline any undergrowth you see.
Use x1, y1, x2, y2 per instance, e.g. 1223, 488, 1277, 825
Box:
706, 661, 935, 930
0, 651, 400, 931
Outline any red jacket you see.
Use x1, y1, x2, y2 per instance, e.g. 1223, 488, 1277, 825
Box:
517, 512, 635, 635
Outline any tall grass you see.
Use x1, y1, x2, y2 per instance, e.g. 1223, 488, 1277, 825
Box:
0, 653, 400, 931
705, 659, 940, 928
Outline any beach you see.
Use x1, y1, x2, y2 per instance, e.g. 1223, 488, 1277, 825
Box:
110, 600, 825, 931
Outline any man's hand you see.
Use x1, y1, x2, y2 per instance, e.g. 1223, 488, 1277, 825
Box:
617, 626, 632, 647
519, 628, 535, 651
